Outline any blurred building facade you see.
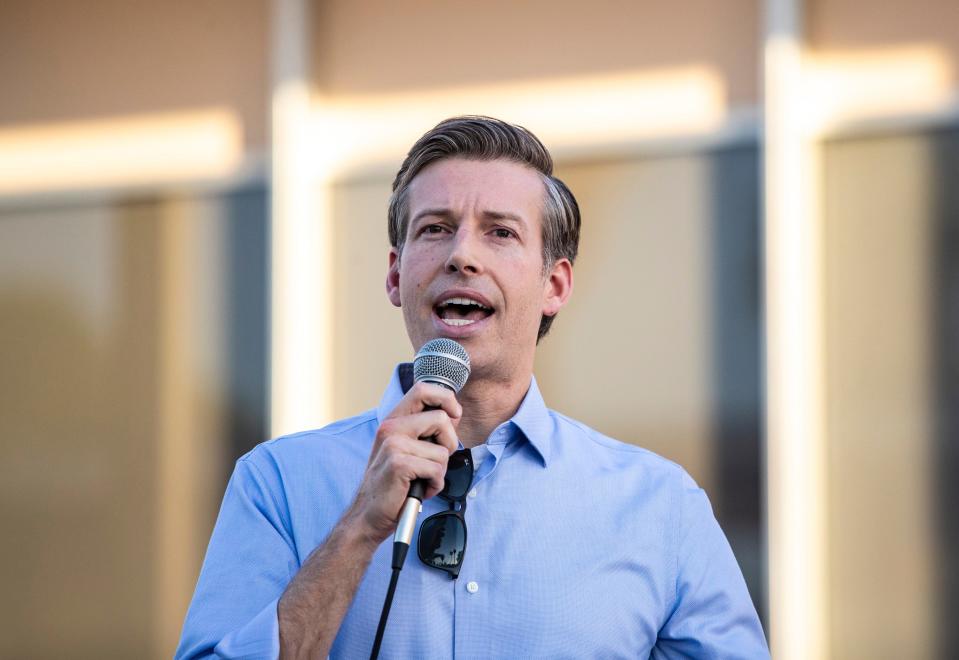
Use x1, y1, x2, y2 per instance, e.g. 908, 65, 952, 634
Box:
0, 1, 956, 658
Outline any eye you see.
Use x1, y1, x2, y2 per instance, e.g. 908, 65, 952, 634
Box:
421, 224, 447, 235
492, 227, 515, 239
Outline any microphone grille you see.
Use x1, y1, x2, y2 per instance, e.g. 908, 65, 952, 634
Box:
413, 338, 471, 392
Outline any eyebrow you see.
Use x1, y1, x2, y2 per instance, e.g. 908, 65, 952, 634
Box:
410, 208, 526, 226
483, 210, 525, 225
410, 208, 456, 224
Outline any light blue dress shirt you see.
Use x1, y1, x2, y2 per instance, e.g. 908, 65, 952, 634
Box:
176, 365, 769, 659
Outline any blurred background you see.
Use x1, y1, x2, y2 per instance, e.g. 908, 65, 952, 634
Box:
1, 0, 956, 658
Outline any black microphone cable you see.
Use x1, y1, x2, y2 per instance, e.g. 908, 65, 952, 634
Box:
369, 532, 415, 660
370, 567, 399, 660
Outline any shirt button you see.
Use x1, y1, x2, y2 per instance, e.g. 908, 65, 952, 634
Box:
468, 488, 478, 498
466, 581, 479, 594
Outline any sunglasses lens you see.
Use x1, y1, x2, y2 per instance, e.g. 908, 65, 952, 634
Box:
418, 513, 466, 571
443, 449, 473, 500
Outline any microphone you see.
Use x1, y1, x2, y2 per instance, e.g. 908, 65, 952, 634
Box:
391, 338, 471, 569
371, 338, 470, 660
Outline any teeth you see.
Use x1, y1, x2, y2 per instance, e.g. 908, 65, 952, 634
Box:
440, 296, 490, 310
441, 318, 475, 327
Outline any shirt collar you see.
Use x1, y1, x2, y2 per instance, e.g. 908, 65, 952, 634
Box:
503, 374, 552, 467
375, 363, 552, 467
375, 363, 412, 425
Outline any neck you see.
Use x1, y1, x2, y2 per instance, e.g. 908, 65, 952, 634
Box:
454, 370, 532, 448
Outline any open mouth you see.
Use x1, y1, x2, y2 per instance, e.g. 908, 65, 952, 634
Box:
434, 297, 494, 327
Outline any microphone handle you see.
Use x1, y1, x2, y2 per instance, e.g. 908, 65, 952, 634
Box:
407, 478, 426, 501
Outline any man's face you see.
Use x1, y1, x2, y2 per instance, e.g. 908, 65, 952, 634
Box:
386, 157, 572, 381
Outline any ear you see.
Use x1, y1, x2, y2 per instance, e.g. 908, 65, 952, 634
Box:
386, 247, 402, 307
541, 258, 573, 317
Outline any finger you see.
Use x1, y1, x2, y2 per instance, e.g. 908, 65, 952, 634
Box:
377, 410, 459, 455
387, 453, 447, 496
401, 435, 455, 465
375, 432, 452, 467
422, 482, 445, 502
386, 381, 463, 421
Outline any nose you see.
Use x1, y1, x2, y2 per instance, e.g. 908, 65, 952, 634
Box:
444, 228, 482, 275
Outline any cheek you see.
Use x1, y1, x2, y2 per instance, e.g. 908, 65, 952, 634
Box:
400, 258, 436, 295
508, 271, 549, 316
399, 258, 446, 312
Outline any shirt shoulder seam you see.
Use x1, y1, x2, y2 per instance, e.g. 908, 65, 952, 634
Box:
245, 411, 379, 454
549, 410, 684, 466
235, 455, 298, 554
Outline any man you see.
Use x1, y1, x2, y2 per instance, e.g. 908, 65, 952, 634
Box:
177, 116, 769, 658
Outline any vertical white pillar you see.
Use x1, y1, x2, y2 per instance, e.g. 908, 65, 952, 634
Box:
270, 0, 332, 437
763, 0, 828, 657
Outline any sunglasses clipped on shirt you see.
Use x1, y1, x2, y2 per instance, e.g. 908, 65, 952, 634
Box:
417, 448, 474, 579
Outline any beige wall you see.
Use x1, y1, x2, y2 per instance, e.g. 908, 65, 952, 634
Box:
822, 134, 939, 659
0, 206, 162, 659
330, 177, 411, 417
537, 156, 716, 491
809, 0, 959, 61
312, 0, 760, 106
0, 0, 269, 151
0, 193, 266, 658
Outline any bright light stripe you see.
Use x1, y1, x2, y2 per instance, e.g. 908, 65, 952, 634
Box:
804, 46, 953, 137
764, 0, 828, 658
306, 67, 734, 181
0, 109, 244, 195
269, 0, 333, 437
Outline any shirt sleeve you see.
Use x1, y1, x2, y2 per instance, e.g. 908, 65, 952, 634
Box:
175, 454, 299, 660
652, 471, 770, 659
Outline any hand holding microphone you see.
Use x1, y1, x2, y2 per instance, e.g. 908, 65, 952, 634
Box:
347, 339, 470, 546
393, 339, 471, 562
366, 339, 470, 660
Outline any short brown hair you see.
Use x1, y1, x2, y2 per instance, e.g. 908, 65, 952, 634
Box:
388, 116, 580, 341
